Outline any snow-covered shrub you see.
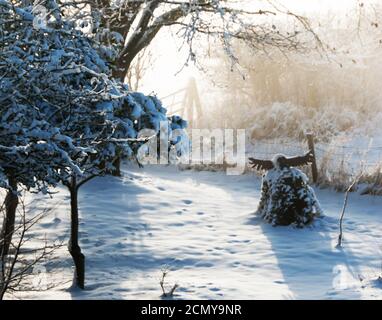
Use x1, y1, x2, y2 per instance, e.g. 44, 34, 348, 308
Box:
249, 103, 360, 142
0, 0, 188, 185
115, 93, 187, 158
359, 165, 382, 196
256, 164, 323, 227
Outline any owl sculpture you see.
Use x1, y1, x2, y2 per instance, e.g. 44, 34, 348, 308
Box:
249, 150, 323, 227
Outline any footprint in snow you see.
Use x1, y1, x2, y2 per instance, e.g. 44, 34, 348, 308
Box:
95, 239, 106, 247
274, 280, 285, 284
40, 217, 62, 228
228, 239, 251, 244
169, 222, 184, 227
182, 200, 193, 205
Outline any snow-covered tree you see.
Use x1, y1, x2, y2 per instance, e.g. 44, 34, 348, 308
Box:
0, 0, 100, 287
0, 0, 186, 288
0, 1, 87, 257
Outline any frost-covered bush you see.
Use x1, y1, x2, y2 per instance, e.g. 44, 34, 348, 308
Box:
115, 93, 187, 152
256, 164, 323, 227
202, 3, 382, 140
249, 103, 360, 141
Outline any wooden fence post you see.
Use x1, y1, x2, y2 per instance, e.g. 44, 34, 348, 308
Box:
306, 133, 318, 184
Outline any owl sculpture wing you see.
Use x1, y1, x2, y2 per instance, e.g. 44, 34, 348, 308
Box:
248, 158, 274, 171
283, 150, 314, 167
249, 150, 314, 171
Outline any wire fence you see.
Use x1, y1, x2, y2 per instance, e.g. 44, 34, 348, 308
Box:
251, 138, 381, 163
248, 136, 382, 189
162, 86, 381, 189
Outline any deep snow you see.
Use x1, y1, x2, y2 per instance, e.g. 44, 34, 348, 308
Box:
15, 165, 382, 300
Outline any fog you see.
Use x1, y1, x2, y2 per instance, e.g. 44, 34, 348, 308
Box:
141, 0, 382, 139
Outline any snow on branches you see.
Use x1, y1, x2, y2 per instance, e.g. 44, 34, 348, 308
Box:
0, 105, 82, 192
0, 0, 187, 188
0, 0, 110, 190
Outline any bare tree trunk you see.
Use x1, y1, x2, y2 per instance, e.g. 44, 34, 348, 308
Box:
112, 56, 133, 83
68, 177, 85, 289
0, 176, 18, 258
112, 157, 121, 177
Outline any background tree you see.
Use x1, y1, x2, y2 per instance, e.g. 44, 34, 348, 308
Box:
58, 0, 320, 82
126, 47, 155, 91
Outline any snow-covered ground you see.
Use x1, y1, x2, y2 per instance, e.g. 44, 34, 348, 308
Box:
17, 165, 382, 300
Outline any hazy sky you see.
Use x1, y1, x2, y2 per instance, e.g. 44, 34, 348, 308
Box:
139, 0, 371, 107
275, 0, 359, 12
